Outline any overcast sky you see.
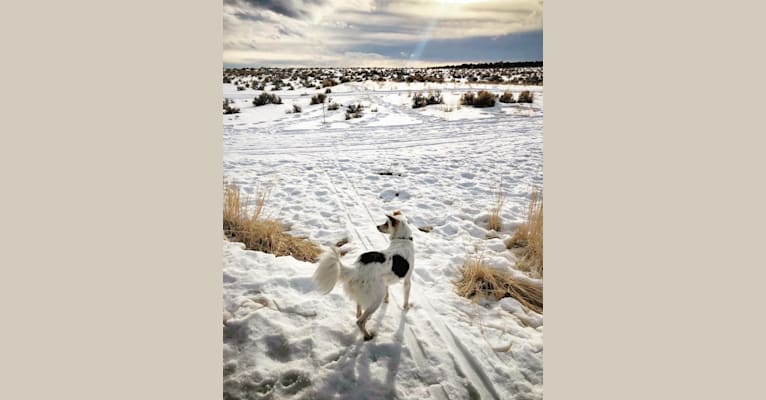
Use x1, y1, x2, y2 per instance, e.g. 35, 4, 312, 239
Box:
223, 0, 543, 67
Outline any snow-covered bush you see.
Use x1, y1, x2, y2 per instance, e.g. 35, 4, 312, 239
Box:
412, 91, 444, 109
517, 90, 534, 103
473, 90, 496, 107
310, 93, 326, 105
345, 103, 363, 119
460, 90, 495, 107
499, 91, 515, 103
253, 92, 282, 106
223, 99, 240, 114
459, 91, 475, 106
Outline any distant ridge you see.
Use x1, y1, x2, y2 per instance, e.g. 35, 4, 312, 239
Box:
428, 61, 543, 69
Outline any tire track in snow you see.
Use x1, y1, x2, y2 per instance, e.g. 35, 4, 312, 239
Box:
318, 156, 373, 250
225, 102, 539, 141
329, 135, 389, 249
228, 123, 510, 157
316, 143, 465, 397
319, 145, 504, 400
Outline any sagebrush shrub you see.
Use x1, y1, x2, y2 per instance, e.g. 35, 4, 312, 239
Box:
345, 103, 363, 119
460, 91, 475, 106
473, 90, 496, 107
223, 99, 240, 114
460, 90, 496, 107
310, 93, 327, 105
253, 92, 282, 106
499, 91, 515, 103
517, 90, 534, 103
412, 90, 444, 109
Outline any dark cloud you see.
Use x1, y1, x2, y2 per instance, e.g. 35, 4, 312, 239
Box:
232, 10, 271, 23
228, 0, 327, 20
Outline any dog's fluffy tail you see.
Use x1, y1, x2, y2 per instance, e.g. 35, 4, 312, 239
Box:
313, 247, 354, 294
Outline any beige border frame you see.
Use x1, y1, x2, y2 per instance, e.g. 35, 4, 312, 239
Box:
3, 1, 765, 398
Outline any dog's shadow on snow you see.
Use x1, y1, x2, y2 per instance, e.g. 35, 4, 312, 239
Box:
301, 303, 408, 399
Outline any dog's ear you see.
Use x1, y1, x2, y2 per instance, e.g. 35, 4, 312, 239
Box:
386, 214, 399, 226
392, 210, 402, 216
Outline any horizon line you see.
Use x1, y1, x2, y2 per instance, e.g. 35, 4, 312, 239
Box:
222, 60, 544, 69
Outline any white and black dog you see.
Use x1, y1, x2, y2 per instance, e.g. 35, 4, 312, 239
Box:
313, 211, 414, 341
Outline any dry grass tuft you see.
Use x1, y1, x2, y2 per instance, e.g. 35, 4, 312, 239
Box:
505, 187, 543, 277
455, 255, 543, 314
223, 181, 319, 262
488, 179, 504, 231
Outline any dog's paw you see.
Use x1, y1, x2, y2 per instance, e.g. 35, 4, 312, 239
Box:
363, 333, 375, 341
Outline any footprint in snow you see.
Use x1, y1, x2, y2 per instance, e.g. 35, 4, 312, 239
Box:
278, 370, 312, 395
223, 376, 276, 400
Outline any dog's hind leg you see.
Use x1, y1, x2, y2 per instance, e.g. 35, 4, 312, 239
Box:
356, 303, 361, 318
356, 298, 383, 341
402, 276, 412, 310
384, 289, 389, 303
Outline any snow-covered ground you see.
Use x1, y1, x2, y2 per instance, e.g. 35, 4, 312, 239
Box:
223, 80, 543, 400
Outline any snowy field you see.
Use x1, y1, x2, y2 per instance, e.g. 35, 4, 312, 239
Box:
223, 79, 543, 400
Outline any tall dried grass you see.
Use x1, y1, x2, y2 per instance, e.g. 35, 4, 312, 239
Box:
488, 179, 504, 231
223, 181, 319, 262
506, 187, 543, 277
455, 255, 543, 314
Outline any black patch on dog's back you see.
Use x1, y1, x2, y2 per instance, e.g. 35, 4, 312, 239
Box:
359, 251, 386, 264
391, 255, 409, 278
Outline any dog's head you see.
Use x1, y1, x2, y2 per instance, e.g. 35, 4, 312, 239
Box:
376, 211, 405, 234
